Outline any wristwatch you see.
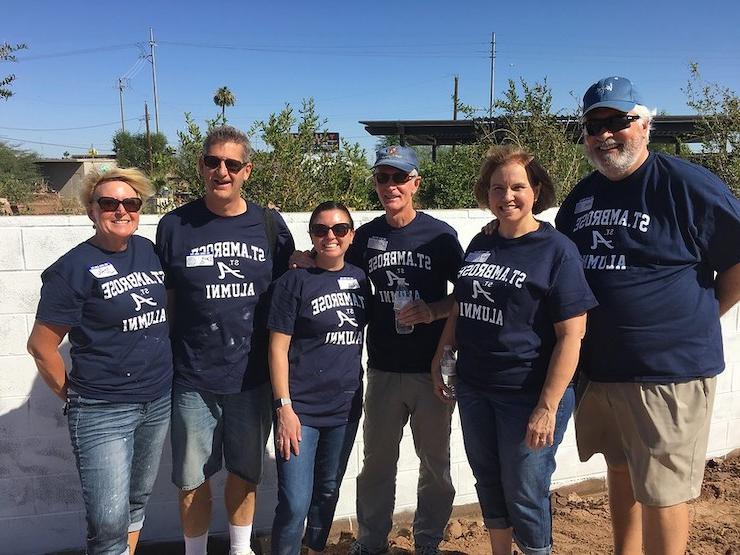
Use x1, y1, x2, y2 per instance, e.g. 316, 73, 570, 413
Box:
273, 397, 292, 410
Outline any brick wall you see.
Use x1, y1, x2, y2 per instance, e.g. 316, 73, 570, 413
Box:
1, 209, 738, 554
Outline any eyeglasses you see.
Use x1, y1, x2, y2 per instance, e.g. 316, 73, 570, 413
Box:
373, 171, 416, 185
95, 197, 143, 212
308, 223, 353, 237
202, 155, 249, 173
583, 115, 641, 136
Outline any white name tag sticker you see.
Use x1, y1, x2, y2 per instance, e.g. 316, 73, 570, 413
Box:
466, 251, 491, 263
186, 254, 214, 267
367, 237, 388, 251
574, 196, 594, 214
89, 262, 118, 278
338, 277, 360, 290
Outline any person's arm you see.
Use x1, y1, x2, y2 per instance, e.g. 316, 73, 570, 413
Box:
165, 289, 176, 324
526, 313, 587, 450
429, 302, 458, 404
268, 330, 302, 460
716, 262, 740, 316
398, 293, 455, 326
27, 320, 71, 401
288, 249, 316, 270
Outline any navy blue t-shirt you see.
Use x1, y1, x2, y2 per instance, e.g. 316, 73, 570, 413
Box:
346, 212, 463, 374
36, 235, 173, 402
555, 152, 740, 383
156, 199, 295, 394
455, 223, 597, 393
268, 264, 370, 427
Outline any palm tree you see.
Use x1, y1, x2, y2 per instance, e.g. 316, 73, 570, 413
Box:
213, 86, 236, 119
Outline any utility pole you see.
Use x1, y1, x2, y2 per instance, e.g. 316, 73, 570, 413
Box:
144, 102, 153, 174
118, 78, 126, 132
453, 75, 459, 120
149, 28, 160, 134
489, 31, 496, 119
452, 75, 459, 153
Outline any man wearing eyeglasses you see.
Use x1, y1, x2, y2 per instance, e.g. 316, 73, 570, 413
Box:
555, 76, 740, 555
156, 126, 295, 555
347, 146, 464, 555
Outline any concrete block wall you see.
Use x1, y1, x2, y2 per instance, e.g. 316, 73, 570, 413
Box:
1, 209, 738, 555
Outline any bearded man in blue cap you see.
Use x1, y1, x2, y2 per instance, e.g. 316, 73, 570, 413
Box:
556, 77, 740, 554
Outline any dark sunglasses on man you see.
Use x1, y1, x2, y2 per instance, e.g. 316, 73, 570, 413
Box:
373, 171, 416, 185
202, 155, 249, 173
583, 114, 641, 136
308, 223, 353, 238
95, 197, 143, 213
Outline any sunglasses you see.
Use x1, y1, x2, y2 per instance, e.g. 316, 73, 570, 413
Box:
95, 197, 143, 212
308, 223, 353, 238
583, 115, 641, 136
202, 155, 249, 173
373, 171, 416, 185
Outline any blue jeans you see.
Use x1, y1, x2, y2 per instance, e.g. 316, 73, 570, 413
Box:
457, 382, 574, 555
271, 420, 359, 555
67, 390, 171, 555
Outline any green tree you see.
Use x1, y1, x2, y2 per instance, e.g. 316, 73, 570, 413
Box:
112, 130, 173, 191
417, 145, 485, 209
172, 113, 227, 199
488, 78, 588, 202
249, 99, 373, 211
0, 141, 43, 203
1, 42, 27, 100
685, 63, 740, 196
213, 86, 236, 119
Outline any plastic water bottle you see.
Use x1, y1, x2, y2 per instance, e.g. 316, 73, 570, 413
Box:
393, 279, 414, 335
440, 345, 457, 400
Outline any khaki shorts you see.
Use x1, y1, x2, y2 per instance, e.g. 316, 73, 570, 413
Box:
574, 376, 716, 507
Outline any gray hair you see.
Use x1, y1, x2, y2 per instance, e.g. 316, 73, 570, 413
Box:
632, 104, 655, 141
202, 125, 252, 162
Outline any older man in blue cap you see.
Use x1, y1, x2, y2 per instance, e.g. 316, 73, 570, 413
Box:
556, 77, 740, 555
347, 146, 464, 555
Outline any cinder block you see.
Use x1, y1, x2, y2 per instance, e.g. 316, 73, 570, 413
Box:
33, 473, 84, 514
0, 271, 42, 314
0, 396, 31, 438
334, 476, 357, 518
138, 499, 183, 542
29, 384, 68, 434
560, 419, 577, 447
454, 461, 477, 496
723, 333, 740, 363
397, 434, 420, 472
394, 468, 420, 508
0, 510, 86, 555
0, 228, 23, 271
712, 391, 732, 421
0, 356, 38, 397
717, 366, 733, 394
720, 304, 738, 332
21, 226, 93, 270
726, 418, 740, 447
136, 225, 157, 243
17, 433, 77, 477
0, 476, 35, 517
449, 428, 467, 464
0, 314, 29, 355
707, 420, 728, 455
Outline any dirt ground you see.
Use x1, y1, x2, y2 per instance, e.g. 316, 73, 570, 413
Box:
319, 453, 740, 555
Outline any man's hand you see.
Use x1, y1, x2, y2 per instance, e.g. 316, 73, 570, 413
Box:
288, 249, 316, 270
397, 299, 434, 325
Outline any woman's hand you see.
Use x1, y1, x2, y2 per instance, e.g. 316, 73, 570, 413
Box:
525, 405, 556, 450
275, 405, 302, 460
288, 249, 316, 270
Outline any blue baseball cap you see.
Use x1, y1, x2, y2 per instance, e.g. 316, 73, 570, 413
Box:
583, 76, 644, 115
373, 145, 419, 173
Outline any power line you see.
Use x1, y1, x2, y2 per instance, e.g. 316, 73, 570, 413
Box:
0, 135, 106, 150
0, 118, 140, 131
16, 43, 139, 61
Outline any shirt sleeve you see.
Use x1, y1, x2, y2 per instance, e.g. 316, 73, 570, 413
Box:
267, 274, 301, 335
443, 230, 465, 284
36, 268, 86, 327
546, 248, 598, 323
688, 171, 740, 272
272, 211, 296, 279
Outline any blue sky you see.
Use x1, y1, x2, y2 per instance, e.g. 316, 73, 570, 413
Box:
2, 0, 738, 159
